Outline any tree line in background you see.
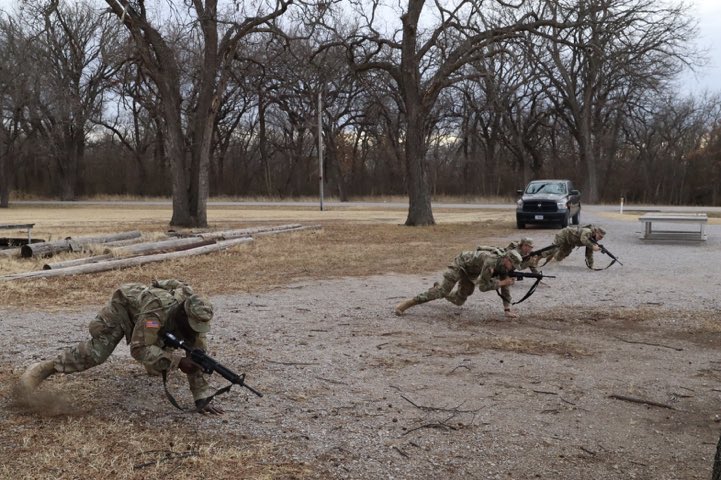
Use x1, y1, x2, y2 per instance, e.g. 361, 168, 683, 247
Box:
0, 0, 720, 226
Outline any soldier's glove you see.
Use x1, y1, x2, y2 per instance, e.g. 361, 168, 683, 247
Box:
178, 357, 200, 375
195, 398, 224, 415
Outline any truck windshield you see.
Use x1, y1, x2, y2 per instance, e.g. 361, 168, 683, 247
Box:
526, 182, 566, 194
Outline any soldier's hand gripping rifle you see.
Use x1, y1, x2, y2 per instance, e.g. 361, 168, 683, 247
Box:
587, 238, 622, 270
162, 332, 262, 411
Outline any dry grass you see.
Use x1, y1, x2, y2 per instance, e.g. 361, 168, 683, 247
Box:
0, 204, 516, 310
2, 384, 307, 480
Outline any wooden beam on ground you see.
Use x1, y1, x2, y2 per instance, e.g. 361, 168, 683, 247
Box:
108, 236, 216, 257
0, 246, 22, 258
253, 224, 321, 237
20, 231, 142, 258
2, 237, 253, 281
43, 254, 114, 270
170, 224, 304, 240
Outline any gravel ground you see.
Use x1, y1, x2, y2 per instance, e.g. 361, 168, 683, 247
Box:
3, 207, 721, 479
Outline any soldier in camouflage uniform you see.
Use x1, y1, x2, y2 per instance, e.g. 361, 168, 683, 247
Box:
18, 279, 223, 414
506, 237, 540, 274
542, 225, 606, 268
394, 248, 523, 318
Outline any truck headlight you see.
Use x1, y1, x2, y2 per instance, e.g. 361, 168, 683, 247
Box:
516, 199, 523, 207
557, 201, 568, 209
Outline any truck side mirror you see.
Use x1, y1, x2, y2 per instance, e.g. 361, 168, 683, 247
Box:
516, 189, 524, 195
570, 190, 580, 196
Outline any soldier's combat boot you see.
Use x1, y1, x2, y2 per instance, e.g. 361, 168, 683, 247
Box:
18, 360, 57, 390
394, 298, 418, 316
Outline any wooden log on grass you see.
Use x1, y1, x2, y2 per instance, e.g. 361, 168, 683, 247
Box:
108, 236, 216, 257
42, 237, 214, 270
2, 237, 253, 281
169, 224, 304, 240
21, 231, 142, 258
43, 254, 115, 270
0, 246, 22, 258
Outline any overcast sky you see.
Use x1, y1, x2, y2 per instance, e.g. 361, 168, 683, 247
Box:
0, 0, 719, 95
682, 0, 721, 94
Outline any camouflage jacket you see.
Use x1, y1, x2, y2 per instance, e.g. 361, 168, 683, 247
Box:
113, 279, 213, 401
553, 226, 596, 249
452, 248, 505, 292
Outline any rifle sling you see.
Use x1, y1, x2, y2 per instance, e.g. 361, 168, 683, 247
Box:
495, 276, 543, 305
162, 370, 233, 413
585, 257, 617, 271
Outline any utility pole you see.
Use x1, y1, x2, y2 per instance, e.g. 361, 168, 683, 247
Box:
318, 90, 324, 211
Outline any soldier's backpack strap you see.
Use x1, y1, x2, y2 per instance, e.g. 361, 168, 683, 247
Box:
476, 245, 505, 256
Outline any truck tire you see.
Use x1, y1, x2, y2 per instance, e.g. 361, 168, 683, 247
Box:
572, 210, 581, 225
560, 212, 570, 228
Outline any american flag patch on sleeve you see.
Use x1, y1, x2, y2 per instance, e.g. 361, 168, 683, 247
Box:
144, 319, 161, 329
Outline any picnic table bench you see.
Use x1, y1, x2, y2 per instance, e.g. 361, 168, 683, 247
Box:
0, 223, 35, 242
638, 213, 708, 241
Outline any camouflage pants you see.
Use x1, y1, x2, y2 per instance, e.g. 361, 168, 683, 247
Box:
414, 267, 475, 306
52, 299, 130, 373
540, 244, 594, 267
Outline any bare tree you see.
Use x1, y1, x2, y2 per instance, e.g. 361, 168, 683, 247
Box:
0, 15, 32, 207
16, 0, 124, 200
621, 94, 721, 204
529, 0, 699, 202
104, 0, 294, 227
318, 0, 577, 225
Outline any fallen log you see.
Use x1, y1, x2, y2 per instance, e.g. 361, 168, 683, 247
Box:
99, 237, 151, 249
108, 236, 216, 257
2, 237, 253, 281
0, 246, 22, 258
40, 225, 321, 271
43, 254, 114, 270
253, 224, 321, 237
21, 231, 142, 258
170, 224, 303, 240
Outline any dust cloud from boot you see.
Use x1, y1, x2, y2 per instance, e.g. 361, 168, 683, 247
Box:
10, 383, 89, 417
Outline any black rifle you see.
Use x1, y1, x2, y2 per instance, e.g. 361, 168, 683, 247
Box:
588, 238, 622, 268
522, 244, 557, 261
495, 269, 555, 305
163, 332, 263, 398
508, 271, 556, 281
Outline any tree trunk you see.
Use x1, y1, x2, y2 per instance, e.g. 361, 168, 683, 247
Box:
21, 231, 142, 258
53, 114, 86, 201
259, 90, 272, 196
0, 153, 10, 208
400, 1, 434, 226
325, 131, 348, 202
404, 108, 434, 226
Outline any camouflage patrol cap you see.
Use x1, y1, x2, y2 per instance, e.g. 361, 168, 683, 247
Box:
184, 294, 213, 333
520, 237, 534, 246
593, 225, 607, 235
505, 250, 523, 269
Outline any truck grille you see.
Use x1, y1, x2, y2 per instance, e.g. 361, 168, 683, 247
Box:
523, 200, 558, 213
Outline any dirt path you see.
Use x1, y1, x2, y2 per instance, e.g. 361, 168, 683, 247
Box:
2, 208, 721, 479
